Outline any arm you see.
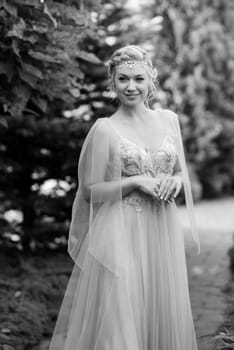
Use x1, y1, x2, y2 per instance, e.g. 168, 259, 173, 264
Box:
157, 110, 184, 201
80, 119, 165, 203
88, 175, 162, 203
84, 176, 137, 202
172, 158, 183, 196
79, 120, 147, 203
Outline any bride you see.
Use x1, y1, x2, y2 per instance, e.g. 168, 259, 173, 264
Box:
49, 45, 200, 350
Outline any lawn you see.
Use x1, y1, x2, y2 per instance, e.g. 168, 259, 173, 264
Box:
0, 250, 72, 350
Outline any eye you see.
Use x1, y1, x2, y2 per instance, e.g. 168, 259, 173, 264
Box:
118, 76, 127, 81
136, 77, 144, 81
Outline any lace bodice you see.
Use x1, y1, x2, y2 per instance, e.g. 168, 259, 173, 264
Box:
121, 135, 177, 178
120, 135, 178, 212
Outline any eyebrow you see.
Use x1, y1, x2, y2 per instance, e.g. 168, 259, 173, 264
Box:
117, 73, 145, 77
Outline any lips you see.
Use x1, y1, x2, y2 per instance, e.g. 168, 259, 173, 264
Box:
125, 94, 139, 97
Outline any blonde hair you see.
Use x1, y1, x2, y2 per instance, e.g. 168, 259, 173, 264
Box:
107, 45, 158, 106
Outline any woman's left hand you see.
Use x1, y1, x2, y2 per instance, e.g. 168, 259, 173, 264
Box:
157, 174, 182, 203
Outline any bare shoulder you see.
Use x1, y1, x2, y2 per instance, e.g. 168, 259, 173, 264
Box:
160, 108, 178, 121
95, 117, 109, 128
88, 117, 110, 138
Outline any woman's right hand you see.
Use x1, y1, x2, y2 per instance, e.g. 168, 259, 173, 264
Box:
132, 175, 162, 200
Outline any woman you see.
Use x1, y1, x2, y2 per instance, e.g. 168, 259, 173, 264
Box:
49, 45, 200, 350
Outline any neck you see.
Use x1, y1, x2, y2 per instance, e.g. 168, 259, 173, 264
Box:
118, 104, 150, 123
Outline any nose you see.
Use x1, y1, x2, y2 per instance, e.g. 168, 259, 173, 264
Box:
126, 79, 137, 92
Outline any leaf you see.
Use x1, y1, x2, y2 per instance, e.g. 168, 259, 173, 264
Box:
69, 88, 80, 98
18, 68, 38, 88
6, 18, 26, 39
48, 30, 82, 57
75, 50, 101, 64
2, 1, 18, 17
0, 117, 8, 128
22, 33, 39, 45
28, 50, 62, 64
43, 4, 57, 28
51, 3, 87, 27
2, 345, 15, 350
0, 61, 14, 83
11, 0, 41, 8
9, 83, 31, 116
53, 51, 71, 63
0, 333, 10, 342
30, 25, 47, 35
31, 96, 48, 113
20, 62, 43, 79
1, 328, 11, 334
12, 39, 20, 57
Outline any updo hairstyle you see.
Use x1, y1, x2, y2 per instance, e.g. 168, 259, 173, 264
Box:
107, 45, 158, 105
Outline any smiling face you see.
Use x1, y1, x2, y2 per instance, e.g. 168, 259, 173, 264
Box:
113, 64, 150, 107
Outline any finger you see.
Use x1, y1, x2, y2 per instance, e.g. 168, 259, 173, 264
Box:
169, 183, 177, 199
164, 183, 176, 201
160, 188, 169, 201
155, 188, 163, 201
158, 177, 170, 197
167, 191, 176, 202
153, 183, 160, 194
152, 190, 160, 200
173, 182, 181, 198
166, 197, 175, 204
158, 183, 164, 196
155, 177, 163, 188
148, 186, 160, 200
158, 176, 169, 191
160, 178, 173, 200
154, 189, 160, 200
146, 187, 158, 199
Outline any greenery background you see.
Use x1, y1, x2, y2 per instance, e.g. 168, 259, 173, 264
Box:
0, 0, 234, 349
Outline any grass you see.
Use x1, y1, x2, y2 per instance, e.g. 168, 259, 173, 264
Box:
212, 277, 234, 350
0, 250, 72, 350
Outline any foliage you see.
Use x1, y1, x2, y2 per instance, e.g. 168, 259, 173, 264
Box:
0, 0, 234, 251
0, 0, 139, 251
212, 331, 234, 350
147, 0, 234, 198
0, 0, 104, 250
0, 252, 72, 350
211, 270, 234, 350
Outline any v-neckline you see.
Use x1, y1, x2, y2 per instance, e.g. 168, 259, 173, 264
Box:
104, 112, 166, 154
119, 134, 169, 155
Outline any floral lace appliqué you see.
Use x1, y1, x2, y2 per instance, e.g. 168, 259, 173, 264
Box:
120, 135, 177, 212
151, 136, 177, 177
122, 191, 148, 212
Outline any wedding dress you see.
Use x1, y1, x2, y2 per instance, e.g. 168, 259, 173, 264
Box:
49, 109, 200, 350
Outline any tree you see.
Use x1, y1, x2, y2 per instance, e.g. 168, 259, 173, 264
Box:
0, 0, 103, 250
0, 0, 136, 251
143, 0, 234, 198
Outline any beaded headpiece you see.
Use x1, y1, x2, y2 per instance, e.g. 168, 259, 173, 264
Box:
112, 59, 158, 80
116, 60, 148, 69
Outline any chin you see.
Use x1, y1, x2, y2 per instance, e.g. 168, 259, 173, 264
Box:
124, 100, 139, 105
121, 98, 142, 107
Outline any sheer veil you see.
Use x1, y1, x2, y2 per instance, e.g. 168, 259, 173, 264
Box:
68, 117, 127, 276
167, 110, 200, 253
49, 108, 200, 350
68, 109, 200, 275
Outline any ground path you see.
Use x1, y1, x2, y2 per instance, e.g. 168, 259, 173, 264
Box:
180, 197, 234, 350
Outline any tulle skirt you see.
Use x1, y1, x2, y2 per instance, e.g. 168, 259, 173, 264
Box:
49, 200, 198, 350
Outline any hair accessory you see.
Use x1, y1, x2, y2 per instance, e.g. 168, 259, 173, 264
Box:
116, 60, 148, 69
